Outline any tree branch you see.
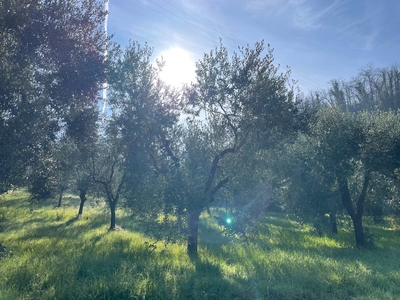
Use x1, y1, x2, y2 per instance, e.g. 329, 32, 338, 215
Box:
164, 139, 180, 168
204, 147, 235, 193
149, 151, 164, 174
338, 178, 356, 219
108, 161, 116, 184
211, 177, 229, 196
356, 171, 370, 216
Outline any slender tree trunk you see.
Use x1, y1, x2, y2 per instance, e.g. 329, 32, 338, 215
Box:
187, 210, 201, 256
57, 190, 64, 207
338, 175, 369, 247
78, 189, 86, 218
93, 161, 124, 232
329, 212, 338, 234
352, 214, 365, 247
110, 201, 116, 230
177, 208, 184, 232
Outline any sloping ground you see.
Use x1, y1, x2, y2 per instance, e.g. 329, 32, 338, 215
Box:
0, 190, 399, 299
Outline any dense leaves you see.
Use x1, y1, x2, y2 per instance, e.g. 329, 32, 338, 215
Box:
167, 41, 305, 254
0, 0, 106, 192
275, 107, 400, 246
92, 42, 181, 230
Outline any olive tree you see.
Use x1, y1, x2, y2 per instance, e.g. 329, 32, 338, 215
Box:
93, 41, 180, 230
0, 0, 107, 192
170, 41, 304, 255
300, 108, 400, 246
271, 133, 341, 234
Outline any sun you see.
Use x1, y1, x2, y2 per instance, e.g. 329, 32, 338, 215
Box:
158, 47, 196, 88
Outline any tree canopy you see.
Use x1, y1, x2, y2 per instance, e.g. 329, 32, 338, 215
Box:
0, 0, 107, 192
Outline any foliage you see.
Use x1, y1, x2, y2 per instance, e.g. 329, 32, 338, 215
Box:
173, 40, 305, 255
276, 107, 400, 246
0, 0, 107, 192
94, 41, 181, 229
185, 40, 305, 145
305, 64, 400, 112
271, 132, 340, 226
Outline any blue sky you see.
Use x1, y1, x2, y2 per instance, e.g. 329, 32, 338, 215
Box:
107, 0, 399, 94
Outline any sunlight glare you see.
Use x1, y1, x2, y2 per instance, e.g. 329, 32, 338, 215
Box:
158, 47, 196, 88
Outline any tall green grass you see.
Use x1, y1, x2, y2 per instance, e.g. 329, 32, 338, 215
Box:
0, 190, 399, 299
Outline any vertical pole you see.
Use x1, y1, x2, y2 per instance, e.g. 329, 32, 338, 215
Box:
102, 0, 109, 120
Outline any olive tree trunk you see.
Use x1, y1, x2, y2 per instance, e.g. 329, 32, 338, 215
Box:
187, 210, 201, 256
338, 173, 369, 247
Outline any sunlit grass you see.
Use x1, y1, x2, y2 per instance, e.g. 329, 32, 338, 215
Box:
0, 189, 399, 299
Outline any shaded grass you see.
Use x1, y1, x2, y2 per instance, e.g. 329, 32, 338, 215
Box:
0, 190, 399, 299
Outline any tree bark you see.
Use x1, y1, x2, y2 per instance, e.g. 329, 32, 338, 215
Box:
78, 189, 86, 218
57, 190, 63, 208
353, 214, 365, 247
338, 174, 369, 247
187, 210, 201, 256
110, 201, 116, 230
329, 213, 338, 234
92, 160, 124, 231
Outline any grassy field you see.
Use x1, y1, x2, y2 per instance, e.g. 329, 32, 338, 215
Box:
0, 190, 399, 300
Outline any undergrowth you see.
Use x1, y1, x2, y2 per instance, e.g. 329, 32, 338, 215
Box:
0, 189, 399, 299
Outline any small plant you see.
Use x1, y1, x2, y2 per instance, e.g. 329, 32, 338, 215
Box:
0, 243, 12, 258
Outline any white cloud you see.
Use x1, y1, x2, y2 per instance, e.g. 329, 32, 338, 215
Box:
243, 0, 304, 15
239, 0, 345, 30
332, 3, 384, 51
293, 0, 343, 29
342, 24, 380, 51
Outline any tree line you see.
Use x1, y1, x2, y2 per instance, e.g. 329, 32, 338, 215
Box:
1, 0, 400, 256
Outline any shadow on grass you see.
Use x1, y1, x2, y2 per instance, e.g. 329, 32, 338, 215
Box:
198, 213, 400, 300
11, 213, 109, 244
180, 254, 251, 300
3, 192, 399, 299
